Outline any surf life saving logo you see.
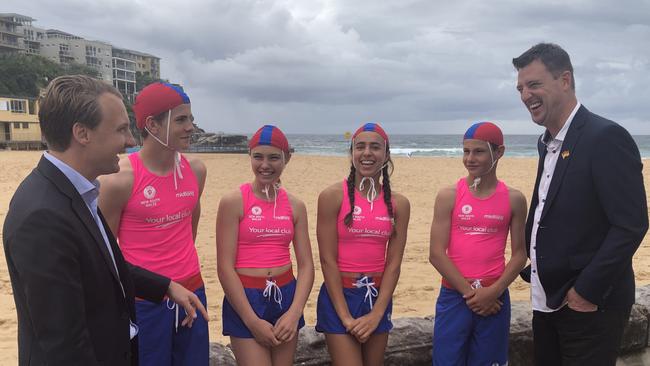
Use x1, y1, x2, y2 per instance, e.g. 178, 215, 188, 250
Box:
248, 205, 264, 222
140, 185, 160, 208
457, 204, 474, 221
352, 205, 366, 222
247, 206, 292, 237
461, 204, 472, 214
144, 185, 156, 199
458, 203, 500, 235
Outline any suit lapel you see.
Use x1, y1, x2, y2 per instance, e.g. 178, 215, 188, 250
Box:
37, 157, 122, 285
540, 106, 588, 221
525, 135, 547, 252
71, 199, 122, 284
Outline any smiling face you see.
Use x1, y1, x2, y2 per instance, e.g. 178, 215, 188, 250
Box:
516, 59, 574, 132
147, 103, 194, 150
85, 93, 136, 178
352, 131, 388, 178
250, 145, 287, 186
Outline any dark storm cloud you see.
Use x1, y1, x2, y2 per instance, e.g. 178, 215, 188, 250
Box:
3, 0, 649, 134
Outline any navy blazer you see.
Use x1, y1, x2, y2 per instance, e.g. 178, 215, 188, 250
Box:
3, 157, 170, 366
522, 105, 648, 310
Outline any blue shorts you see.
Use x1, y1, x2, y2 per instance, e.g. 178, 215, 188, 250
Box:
432, 287, 510, 366
315, 281, 393, 334
135, 286, 209, 366
222, 278, 305, 338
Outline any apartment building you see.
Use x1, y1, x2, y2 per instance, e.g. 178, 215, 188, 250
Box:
0, 13, 161, 98
0, 13, 24, 53
112, 46, 137, 102
39, 29, 114, 82
0, 95, 42, 149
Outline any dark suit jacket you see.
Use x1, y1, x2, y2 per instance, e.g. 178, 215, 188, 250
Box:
3, 157, 171, 366
522, 105, 648, 310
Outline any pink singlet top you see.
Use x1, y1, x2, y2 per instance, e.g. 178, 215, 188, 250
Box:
236, 183, 294, 268
448, 177, 512, 279
117, 152, 201, 281
337, 180, 393, 273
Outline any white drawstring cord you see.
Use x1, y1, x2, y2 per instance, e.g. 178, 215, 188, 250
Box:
173, 152, 184, 190
261, 182, 282, 218
358, 177, 378, 212
354, 276, 379, 309
263, 279, 283, 309
166, 299, 180, 333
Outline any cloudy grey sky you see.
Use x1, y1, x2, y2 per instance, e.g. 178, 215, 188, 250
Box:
5, 0, 650, 135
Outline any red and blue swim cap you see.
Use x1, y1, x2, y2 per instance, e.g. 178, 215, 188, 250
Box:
248, 125, 290, 154
133, 82, 191, 129
463, 122, 504, 146
352, 123, 389, 144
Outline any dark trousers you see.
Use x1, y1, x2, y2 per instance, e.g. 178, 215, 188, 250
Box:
532, 305, 631, 366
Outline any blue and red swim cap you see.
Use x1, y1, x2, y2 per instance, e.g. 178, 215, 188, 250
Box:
463, 122, 504, 146
248, 125, 290, 154
352, 122, 389, 143
133, 82, 191, 129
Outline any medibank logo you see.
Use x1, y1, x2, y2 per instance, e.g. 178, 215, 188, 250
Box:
175, 191, 195, 198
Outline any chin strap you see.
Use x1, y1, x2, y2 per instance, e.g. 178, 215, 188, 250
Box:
470, 142, 498, 192
144, 110, 184, 190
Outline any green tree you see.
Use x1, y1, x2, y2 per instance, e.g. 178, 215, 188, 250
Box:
136, 71, 166, 92
0, 53, 101, 98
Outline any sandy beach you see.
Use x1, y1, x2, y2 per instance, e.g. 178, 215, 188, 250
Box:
1, 151, 649, 364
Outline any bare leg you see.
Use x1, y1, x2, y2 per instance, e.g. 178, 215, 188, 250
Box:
361, 332, 389, 366
230, 337, 273, 366
325, 333, 364, 366
270, 336, 299, 366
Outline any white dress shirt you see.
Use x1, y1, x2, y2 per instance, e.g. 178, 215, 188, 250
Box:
530, 102, 581, 312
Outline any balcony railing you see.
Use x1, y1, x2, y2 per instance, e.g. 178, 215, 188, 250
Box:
0, 39, 21, 49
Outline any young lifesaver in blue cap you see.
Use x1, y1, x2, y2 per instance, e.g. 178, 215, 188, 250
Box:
429, 121, 527, 366
217, 125, 314, 365
315, 122, 411, 365
99, 82, 209, 366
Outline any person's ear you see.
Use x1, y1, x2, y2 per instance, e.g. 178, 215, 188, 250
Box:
71, 122, 90, 146
144, 115, 161, 134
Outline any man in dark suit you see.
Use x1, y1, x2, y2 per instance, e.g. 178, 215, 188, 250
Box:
513, 43, 648, 365
2, 75, 208, 365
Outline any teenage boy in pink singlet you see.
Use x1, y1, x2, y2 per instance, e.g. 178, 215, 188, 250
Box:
99, 82, 209, 366
429, 122, 527, 366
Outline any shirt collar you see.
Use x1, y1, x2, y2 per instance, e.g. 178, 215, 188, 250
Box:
540, 101, 581, 145
43, 152, 100, 204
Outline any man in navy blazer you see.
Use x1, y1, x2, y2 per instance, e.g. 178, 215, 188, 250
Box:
514, 43, 648, 365
3, 75, 208, 365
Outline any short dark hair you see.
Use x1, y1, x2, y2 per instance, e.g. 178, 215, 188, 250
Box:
512, 43, 575, 90
39, 75, 122, 151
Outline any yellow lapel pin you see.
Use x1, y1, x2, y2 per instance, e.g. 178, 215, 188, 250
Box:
561, 150, 570, 159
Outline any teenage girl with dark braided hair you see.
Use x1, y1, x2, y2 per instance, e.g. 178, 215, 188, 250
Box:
315, 123, 410, 366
